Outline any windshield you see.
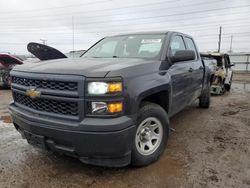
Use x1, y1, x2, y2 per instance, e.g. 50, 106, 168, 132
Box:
82, 34, 165, 59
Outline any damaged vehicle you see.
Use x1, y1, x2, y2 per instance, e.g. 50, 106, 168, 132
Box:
200, 52, 234, 95
0, 43, 67, 89
10, 31, 214, 167
0, 54, 23, 88
27, 42, 67, 60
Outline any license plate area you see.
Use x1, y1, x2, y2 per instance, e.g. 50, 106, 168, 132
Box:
24, 131, 47, 149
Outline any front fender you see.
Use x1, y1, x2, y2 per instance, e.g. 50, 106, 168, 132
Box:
123, 71, 172, 117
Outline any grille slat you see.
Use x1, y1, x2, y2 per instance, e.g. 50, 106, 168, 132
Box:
12, 76, 78, 91
13, 92, 78, 116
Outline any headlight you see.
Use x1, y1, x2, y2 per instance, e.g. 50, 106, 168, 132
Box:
91, 101, 123, 114
88, 82, 122, 94
88, 82, 108, 94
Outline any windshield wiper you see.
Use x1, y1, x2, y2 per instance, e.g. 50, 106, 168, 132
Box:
85, 56, 119, 58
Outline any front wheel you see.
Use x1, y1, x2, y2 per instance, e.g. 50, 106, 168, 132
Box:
131, 102, 169, 167
225, 72, 233, 91
224, 83, 231, 91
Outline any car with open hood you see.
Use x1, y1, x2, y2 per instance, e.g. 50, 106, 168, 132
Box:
0, 54, 23, 88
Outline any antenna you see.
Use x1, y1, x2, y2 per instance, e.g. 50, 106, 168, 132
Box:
72, 16, 75, 58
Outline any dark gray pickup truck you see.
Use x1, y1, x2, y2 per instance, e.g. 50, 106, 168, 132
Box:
9, 31, 213, 167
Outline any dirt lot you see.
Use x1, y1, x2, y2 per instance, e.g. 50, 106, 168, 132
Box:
0, 73, 250, 188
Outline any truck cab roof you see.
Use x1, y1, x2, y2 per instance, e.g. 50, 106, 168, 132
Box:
108, 31, 193, 38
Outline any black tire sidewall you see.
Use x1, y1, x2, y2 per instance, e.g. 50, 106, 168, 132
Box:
199, 82, 210, 108
131, 102, 169, 167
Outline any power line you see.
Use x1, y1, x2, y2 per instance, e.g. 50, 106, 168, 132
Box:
54, 4, 250, 26
1, 32, 250, 45
2, 21, 250, 36
1, 23, 250, 41
0, 0, 110, 14
0, 0, 177, 15
1, 11, 250, 34
1, 1, 249, 53
0, 0, 227, 21
1, 3, 250, 26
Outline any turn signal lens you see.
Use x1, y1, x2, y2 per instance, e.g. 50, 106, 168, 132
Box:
108, 102, 123, 113
108, 83, 122, 93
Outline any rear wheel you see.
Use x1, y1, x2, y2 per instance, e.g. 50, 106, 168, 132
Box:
131, 102, 169, 167
199, 83, 211, 108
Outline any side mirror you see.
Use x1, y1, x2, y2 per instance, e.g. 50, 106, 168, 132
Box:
170, 50, 195, 63
226, 63, 235, 68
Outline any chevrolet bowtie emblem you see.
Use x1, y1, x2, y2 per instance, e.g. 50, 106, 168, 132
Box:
26, 88, 41, 99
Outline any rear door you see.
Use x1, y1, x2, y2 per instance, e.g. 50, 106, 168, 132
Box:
167, 34, 194, 115
184, 37, 204, 100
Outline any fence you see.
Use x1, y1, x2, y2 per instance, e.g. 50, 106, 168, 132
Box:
229, 53, 250, 72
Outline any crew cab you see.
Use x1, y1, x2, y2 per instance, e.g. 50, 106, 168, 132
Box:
9, 31, 213, 167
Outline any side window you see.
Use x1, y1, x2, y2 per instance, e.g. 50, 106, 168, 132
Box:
169, 35, 186, 56
185, 37, 197, 59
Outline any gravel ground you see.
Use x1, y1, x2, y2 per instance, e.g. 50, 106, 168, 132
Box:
0, 73, 250, 188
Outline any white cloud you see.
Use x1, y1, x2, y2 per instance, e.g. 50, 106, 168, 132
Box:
0, 0, 250, 54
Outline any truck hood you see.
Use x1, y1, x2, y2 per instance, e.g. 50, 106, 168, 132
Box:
27, 42, 67, 60
0, 54, 23, 69
12, 57, 159, 77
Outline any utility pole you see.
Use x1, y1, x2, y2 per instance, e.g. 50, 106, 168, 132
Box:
229, 35, 233, 53
218, 26, 222, 53
72, 16, 75, 58
40, 39, 47, 45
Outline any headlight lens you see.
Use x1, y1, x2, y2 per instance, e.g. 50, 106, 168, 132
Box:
88, 82, 122, 94
91, 101, 123, 114
91, 102, 108, 113
88, 82, 108, 95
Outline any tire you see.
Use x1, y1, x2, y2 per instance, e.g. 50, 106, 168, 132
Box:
131, 102, 169, 167
199, 83, 211, 108
225, 72, 233, 91
225, 84, 231, 91
220, 82, 226, 95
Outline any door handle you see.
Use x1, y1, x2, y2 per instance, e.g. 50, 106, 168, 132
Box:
189, 68, 193, 72
199, 66, 204, 70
